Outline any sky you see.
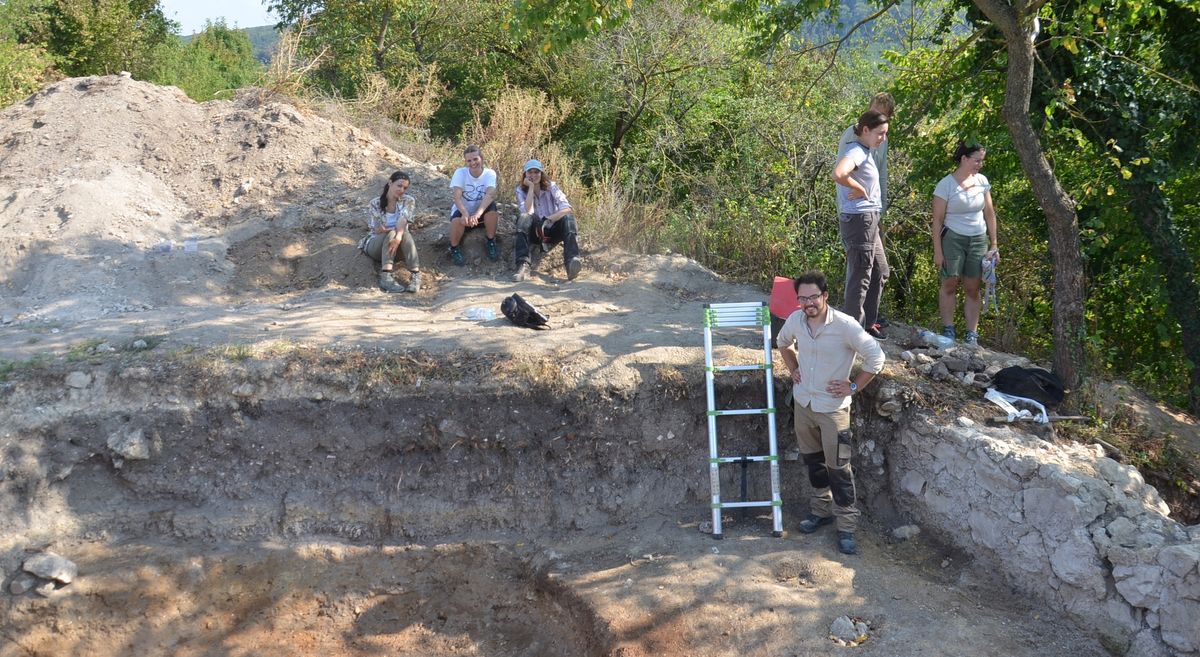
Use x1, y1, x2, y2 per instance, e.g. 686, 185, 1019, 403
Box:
159, 0, 277, 35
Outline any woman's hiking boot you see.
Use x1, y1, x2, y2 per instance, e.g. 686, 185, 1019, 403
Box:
379, 271, 404, 293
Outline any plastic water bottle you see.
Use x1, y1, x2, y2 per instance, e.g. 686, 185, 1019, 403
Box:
918, 329, 955, 349
463, 307, 496, 321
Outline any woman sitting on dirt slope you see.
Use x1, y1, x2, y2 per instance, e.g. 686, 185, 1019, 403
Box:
360, 171, 421, 293
512, 159, 582, 282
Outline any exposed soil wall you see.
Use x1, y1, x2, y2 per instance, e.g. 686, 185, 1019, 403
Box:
3, 353, 1197, 656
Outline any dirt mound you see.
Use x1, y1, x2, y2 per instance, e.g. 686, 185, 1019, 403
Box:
0, 74, 440, 321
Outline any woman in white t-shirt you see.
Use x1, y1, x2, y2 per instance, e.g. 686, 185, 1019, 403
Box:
931, 142, 999, 346
359, 171, 421, 293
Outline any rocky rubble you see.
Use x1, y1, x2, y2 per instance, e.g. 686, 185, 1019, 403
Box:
15, 552, 78, 597
869, 338, 1199, 657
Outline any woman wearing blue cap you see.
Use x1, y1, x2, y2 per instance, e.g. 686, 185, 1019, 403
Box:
513, 159, 582, 282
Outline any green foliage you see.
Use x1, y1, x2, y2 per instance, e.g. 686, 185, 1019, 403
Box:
886, 0, 1200, 408
509, 0, 857, 52
1033, 0, 1200, 409
0, 37, 50, 106
0, 0, 175, 85
0, 0, 52, 106
150, 20, 263, 101
41, 0, 175, 77
186, 25, 279, 64
267, 0, 537, 137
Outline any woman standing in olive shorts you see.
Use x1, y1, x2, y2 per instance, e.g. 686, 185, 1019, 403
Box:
931, 141, 999, 346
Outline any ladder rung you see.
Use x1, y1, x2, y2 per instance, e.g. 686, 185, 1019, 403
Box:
712, 500, 783, 509
705, 304, 763, 311
705, 314, 763, 321
708, 364, 769, 372
710, 455, 778, 463
703, 303, 769, 328
709, 408, 775, 416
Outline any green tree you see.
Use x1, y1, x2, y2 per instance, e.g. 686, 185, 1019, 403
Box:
521, 0, 1124, 396
37, 0, 175, 77
267, 0, 534, 136
0, 0, 50, 106
1038, 0, 1200, 412
0, 0, 52, 106
556, 0, 739, 169
150, 20, 263, 101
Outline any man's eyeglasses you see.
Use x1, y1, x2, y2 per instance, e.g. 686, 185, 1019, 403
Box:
797, 293, 824, 304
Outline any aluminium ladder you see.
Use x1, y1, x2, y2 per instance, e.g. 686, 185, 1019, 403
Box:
702, 301, 783, 539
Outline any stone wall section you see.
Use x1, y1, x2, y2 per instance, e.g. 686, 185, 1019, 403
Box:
878, 396, 1200, 657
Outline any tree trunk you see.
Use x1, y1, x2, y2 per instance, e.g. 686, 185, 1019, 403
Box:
971, 0, 1088, 393
1129, 179, 1200, 414
374, 8, 393, 71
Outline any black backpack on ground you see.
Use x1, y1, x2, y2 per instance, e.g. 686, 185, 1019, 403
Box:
500, 293, 550, 329
992, 366, 1066, 408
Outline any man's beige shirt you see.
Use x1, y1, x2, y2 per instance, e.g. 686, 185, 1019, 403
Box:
776, 306, 885, 413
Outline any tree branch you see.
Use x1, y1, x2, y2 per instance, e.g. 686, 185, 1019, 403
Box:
787, 1, 902, 105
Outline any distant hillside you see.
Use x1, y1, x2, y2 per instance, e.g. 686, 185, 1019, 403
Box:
243, 25, 280, 63
181, 24, 279, 64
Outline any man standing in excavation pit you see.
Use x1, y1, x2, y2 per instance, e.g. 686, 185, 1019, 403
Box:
775, 270, 885, 555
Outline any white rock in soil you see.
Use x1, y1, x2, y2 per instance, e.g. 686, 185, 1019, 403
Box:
829, 615, 866, 642
65, 371, 92, 389
231, 383, 256, 398
23, 552, 77, 584
107, 427, 150, 460
437, 418, 468, 439
892, 525, 921, 541
877, 400, 903, 417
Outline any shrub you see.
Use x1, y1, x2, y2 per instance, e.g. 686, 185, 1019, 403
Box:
0, 39, 50, 107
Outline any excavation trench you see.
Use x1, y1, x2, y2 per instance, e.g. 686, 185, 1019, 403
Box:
0, 361, 792, 657
1, 354, 1192, 657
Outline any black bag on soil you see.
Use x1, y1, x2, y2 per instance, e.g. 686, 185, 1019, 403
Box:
500, 293, 550, 329
992, 366, 1065, 408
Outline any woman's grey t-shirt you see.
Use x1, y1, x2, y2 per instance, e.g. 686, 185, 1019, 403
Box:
934, 173, 990, 236
836, 141, 882, 214
838, 124, 887, 211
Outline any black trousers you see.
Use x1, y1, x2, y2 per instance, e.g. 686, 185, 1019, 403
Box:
514, 214, 580, 267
